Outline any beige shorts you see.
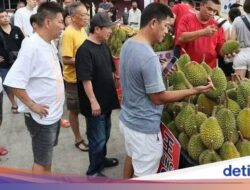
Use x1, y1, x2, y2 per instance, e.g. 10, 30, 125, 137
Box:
119, 120, 163, 177
233, 48, 250, 71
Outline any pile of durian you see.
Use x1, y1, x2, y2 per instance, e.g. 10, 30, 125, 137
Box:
152, 33, 174, 52
107, 25, 137, 57
161, 51, 250, 166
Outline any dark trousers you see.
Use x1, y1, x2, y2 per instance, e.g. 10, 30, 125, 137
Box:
86, 112, 111, 175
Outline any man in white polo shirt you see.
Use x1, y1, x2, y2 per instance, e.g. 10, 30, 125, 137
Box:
4, 2, 64, 174
14, 0, 37, 36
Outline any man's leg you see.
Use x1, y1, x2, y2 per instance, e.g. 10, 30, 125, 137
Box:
25, 114, 59, 175
123, 155, 134, 179
69, 110, 81, 143
86, 115, 106, 175
65, 82, 87, 151
32, 163, 51, 174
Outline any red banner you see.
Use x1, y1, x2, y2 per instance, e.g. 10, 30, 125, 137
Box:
158, 122, 180, 173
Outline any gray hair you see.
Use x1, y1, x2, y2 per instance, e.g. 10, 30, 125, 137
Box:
67, 2, 85, 16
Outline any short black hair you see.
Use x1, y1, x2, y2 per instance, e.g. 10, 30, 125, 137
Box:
200, 0, 221, 5
243, 0, 250, 13
228, 7, 241, 22
30, 13, 38, 25
230, 3, 242, 9
140, 3, 173, 29
89, 25, 104, 34
0, 8, 6, 14
36, 2, 63, 27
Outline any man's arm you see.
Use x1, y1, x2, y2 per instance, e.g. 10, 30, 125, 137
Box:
62, 56, 75, 66
12, 88, 49, 118
82, 80, 100, 117
149, 83, 213, 105
178, 25, 218, 43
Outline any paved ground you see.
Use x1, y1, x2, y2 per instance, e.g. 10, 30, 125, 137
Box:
0, 93, 126, 179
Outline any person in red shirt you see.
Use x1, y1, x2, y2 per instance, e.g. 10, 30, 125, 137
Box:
172, 0, 196, 57
176, 0, 225, 68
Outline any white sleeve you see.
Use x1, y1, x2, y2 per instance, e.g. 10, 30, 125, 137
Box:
14, 9, 23, 30
3, 39, 34, 89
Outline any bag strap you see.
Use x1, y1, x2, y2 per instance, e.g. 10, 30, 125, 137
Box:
241, 15, 250, 32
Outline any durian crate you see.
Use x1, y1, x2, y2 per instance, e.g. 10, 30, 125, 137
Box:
179, 150, 198, 169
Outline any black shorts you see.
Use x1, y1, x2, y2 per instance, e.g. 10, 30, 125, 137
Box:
218, 56, 234, 77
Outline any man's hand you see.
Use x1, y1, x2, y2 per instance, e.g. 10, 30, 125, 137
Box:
161, 58, 176, 76
193, 77, 214, 94
91, 100, 101, 117
0, 56, 5, 63
202, 25, 218, 36
29, 103, 49, 119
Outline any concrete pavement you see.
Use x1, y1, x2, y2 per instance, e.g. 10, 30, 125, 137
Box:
0, 93, 126, 178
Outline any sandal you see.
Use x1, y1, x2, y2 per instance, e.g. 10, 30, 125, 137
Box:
75, 140, 89, 152
11, 106, 18, 114
0, 147, 8, 156
104, 157, 119, 168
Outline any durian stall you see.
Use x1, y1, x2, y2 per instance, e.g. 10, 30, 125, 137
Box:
161, 39, 250, 168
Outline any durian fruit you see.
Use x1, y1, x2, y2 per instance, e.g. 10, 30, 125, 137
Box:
178, 132, 189, 151
227, 80, 238, 90
197, 94, 217, 116
184, 61, 208, 86
237, 98, 250, 138
205, 67, 227, 99
108, 26, 128, 57
216, 93, 239, 144
200, 55, 212, 75
121, 25, 134, 37
177, 50, 191, 72
161, 111, 172, 126
236, 80, 250, 109
236, 131, 250, 157
220, 90, 241, 115
226, 75, 238, 101
172, 69, 192, 90
200, 107, 224, 150
184, 105, 207, 137
167, 121, 179, 139
220, 132, 240, 160
199, 141, 222, 165
175, 103, 195, 132
187, 134, 206, 161
227, 88, 238, 102
222, 40, 240, 55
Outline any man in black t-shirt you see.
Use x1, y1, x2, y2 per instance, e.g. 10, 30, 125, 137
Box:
75, 12, 120, 177
0, 8, 24, 113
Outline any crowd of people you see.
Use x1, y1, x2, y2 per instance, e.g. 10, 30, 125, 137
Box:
0, 0, 249, 179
